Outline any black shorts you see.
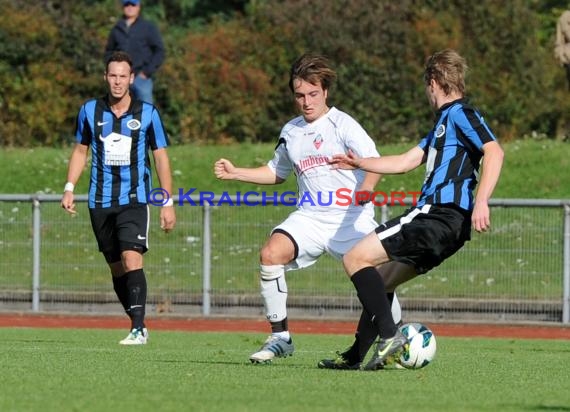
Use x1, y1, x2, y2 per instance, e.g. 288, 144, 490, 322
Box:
89, 203, 149, 263
376, 204, 471, 274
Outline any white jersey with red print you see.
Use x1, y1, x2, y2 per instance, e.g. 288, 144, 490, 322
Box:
267, 107, 380, 216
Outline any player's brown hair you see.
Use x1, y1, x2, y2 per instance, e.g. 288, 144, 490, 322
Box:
288, 53, 337, 93
105, 51, 134, 73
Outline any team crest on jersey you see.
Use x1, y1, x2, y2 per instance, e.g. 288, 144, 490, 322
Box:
435, 124, 445, 138
313, 134, 324, 150
127, 119, 141, 130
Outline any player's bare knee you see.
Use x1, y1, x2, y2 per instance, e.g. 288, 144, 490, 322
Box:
343, 249, 361, 276
259, 246, 274, 265
260, 245, 289, 266
122, 257, 141, 270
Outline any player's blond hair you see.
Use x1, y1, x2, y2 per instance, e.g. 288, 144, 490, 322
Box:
423, 49, 468, 96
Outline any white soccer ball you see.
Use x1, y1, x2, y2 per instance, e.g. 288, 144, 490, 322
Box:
398, 322, 437, 369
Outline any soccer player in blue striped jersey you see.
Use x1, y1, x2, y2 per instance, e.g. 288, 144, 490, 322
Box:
61, 51, 176, 345
322, 49, 504, 370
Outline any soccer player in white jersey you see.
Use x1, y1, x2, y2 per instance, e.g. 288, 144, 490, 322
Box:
214, 53, 401, 367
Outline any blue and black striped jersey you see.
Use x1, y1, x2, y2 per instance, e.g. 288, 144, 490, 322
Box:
416, 98, 497, 211
74, 97, 170, 208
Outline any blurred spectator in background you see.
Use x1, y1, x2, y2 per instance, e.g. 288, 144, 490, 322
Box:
555, 9, 570, 91
105, 0, 165, 104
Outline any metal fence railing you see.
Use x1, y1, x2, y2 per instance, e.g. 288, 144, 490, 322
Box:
0, 194, 569, 325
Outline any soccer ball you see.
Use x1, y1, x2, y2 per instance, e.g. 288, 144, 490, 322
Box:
398, 322, 437, 369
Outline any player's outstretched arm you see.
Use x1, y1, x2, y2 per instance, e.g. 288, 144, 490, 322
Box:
330, 147, 423, 175
214, 159, 284, 185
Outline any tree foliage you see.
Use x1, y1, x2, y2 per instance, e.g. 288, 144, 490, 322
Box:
0, 0, 568, 146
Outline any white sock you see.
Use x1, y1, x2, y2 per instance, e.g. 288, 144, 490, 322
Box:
260, 275, 288, 322
260, 264, 287, 324
391, 293, 402, 324
272, 331, 291, 341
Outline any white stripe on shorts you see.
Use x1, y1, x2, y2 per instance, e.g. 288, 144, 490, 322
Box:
376, 204, 432, 241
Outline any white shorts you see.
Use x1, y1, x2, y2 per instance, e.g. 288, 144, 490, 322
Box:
273, 209, 377, 271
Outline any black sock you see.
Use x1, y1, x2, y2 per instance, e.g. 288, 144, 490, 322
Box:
351, 267, 397, 339
356, 311, 377, 361
112, 274, 132, 319
341, 310, 375, 364
387, 292, 394, 306
345, 291, 398, 362
270, 318, 288, 334
126, 268, 147, 330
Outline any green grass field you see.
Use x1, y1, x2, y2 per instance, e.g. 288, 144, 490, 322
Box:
0, 328, 569, 412
1, 138, 569, 410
